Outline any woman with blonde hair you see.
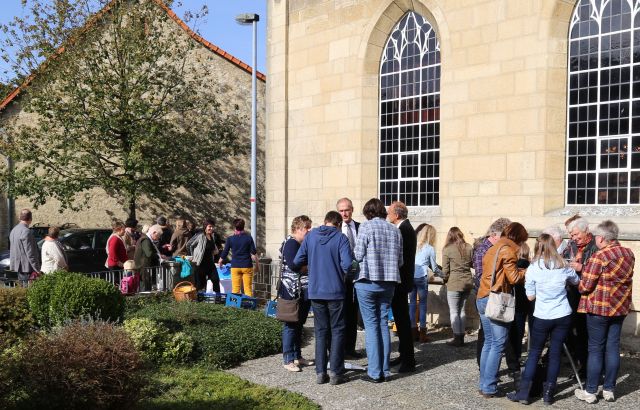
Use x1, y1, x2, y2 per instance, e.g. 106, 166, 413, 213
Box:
411, 224, 442, 343
442, 227, 474, 347
508, 233, 578, 405
279, 215, 314, 372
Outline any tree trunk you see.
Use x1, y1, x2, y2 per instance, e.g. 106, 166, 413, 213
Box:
128, 197, 136, 221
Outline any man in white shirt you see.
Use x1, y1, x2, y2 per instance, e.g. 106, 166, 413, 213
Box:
337, 197, 362, 358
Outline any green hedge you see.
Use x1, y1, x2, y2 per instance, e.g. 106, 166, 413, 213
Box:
28, 272, 125, 327
26, 271, 77, 327
128, 301, 282, 369
0, 288, 34, 350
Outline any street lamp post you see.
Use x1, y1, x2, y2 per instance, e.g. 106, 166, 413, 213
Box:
235, 13, 259, 246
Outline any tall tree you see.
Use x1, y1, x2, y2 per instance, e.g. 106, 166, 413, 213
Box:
0, 83, 11, 100
0, 0, 245, 219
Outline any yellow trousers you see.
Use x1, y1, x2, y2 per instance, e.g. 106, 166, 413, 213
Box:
231, 267, 254, 296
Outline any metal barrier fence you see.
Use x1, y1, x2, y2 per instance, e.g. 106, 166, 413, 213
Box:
86, 265, 179, 292
252, 260, 281, 303
0, 270, 19, 288
0, 265, 178, 292
1, 260, 282, 303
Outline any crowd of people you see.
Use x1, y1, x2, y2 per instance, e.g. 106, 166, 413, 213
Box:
6, 203, 635, 403
8, 209, 257, 295
276, 197, 635, 405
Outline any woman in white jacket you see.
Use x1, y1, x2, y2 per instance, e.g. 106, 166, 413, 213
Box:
41, 226, 68, 273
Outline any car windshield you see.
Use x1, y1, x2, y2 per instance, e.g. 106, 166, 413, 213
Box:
63, 232, 94, 250
61, 230, 76, 238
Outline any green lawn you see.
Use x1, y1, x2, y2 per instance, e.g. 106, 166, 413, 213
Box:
138, 366, 319, 410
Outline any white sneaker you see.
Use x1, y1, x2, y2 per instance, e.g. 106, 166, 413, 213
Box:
283, 362, 301, 372
294, 357, 314, 367
574, 389, 598, 404
602, 390, 615, 402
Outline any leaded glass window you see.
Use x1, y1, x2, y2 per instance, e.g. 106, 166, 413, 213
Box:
379, 12, 440, 207
567, 0, 640, 205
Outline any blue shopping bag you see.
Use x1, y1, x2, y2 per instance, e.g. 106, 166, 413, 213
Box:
216, 263, 232, 279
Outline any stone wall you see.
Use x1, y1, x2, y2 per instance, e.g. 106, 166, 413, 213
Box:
265, 0, 638, 338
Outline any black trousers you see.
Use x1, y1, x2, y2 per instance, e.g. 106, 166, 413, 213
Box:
505, 310, 528, 371
344, 280, 360, 353
476, 322, 484, 368
566, 286, 588, 369
391, 286, 415, 365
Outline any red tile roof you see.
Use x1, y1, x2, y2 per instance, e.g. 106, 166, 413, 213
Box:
0, 0, 265, 111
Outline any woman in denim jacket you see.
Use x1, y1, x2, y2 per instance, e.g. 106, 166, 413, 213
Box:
507, 234, 579, 405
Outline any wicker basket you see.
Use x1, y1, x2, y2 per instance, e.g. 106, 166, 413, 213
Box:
173, 281, 197, 302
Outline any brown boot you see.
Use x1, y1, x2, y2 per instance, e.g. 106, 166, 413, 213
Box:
411, 327, 419, 342
419, 327, 430, 343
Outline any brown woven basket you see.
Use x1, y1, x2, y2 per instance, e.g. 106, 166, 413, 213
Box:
173, 281, 197, 302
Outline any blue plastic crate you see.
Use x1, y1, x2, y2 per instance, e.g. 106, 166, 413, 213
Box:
225, 293, 258, 310
264, 300, 277, 318
197, 292, 227, 304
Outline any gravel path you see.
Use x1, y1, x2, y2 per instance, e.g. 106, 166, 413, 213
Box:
229, 320, 640, 409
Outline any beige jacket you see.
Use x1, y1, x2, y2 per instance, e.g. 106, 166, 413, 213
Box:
442, 243, 474, 292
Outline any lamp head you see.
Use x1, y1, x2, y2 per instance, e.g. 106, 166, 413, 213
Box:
235, 13, 259, 25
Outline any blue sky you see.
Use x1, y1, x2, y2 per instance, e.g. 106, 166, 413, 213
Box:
0, 0, 267, 82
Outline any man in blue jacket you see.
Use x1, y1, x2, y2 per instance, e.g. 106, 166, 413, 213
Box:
294, 210, 353, 386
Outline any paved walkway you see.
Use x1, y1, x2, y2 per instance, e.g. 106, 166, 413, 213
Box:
229, 321, 640, 409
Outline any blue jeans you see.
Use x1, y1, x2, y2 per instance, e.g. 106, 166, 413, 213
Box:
477, 296, 510, 394
521, 314, 571, 386
310, 299, 345, 376
585, 314, 626, 393
355, 280, 395, 380
409, 276, 427, 328
282, 295, 311, 364
447, 290, 469, 335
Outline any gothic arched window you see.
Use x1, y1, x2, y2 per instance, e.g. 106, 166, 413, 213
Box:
567, 0, 640, 205
379, 11, 440, 207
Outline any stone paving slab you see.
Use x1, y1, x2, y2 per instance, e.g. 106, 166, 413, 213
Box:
229, 322, 640, 409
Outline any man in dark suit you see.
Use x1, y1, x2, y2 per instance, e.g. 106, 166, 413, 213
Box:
337, 197, 363, 359
387, 201, 416, 372
9, 209, 41, 287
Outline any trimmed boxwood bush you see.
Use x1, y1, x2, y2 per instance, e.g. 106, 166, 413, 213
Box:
0, 287, 34, 350
0, 320, 143, 410
48, 274, 125, 326
123, 317, 194, 364
124, 291, 173, 315
27, 271, 79, 327
128, 301, 282, 369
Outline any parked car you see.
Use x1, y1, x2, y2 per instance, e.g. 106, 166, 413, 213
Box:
0, 223, 89, 274
29, 223, 80, 243
0, 250, 10, 273
38, 229, 112, 273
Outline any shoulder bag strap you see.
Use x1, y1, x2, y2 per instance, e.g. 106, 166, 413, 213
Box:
489, 245, 507, 292
274, 237, 288, 301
